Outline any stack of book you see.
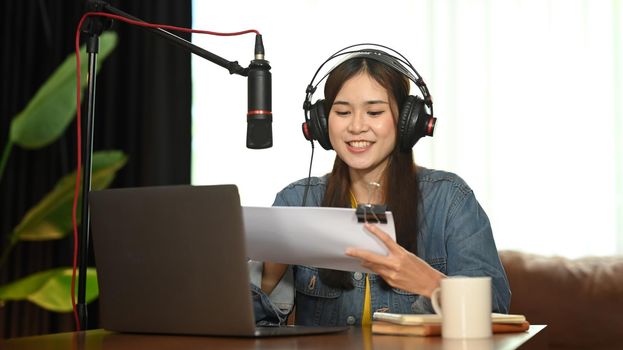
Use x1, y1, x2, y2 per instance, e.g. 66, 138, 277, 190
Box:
372, 312, 530, 336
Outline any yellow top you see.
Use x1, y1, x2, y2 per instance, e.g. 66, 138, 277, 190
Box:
350, 191, 372, 327
362, 275, 372, 326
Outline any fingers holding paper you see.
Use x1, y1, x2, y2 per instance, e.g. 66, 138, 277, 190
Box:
345, 223, 445, 298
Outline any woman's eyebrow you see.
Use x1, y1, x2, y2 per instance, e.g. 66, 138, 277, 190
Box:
333, 100, 350, 106
332, 100, 389, 106
365, 100, 389, 105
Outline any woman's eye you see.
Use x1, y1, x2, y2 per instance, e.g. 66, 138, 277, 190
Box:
368, 110, 384, 116
335, 111, 350, 116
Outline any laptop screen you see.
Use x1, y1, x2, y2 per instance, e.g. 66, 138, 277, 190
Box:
90, 184, 257, 336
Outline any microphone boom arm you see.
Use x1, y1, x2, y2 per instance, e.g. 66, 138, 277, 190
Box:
88, 0, 249, 76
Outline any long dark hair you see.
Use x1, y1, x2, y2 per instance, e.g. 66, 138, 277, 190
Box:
319, 58, 422, 289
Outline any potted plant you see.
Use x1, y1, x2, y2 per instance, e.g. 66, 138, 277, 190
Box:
0, 31, 125, 312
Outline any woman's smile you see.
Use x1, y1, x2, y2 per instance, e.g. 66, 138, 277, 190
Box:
346, 140, 374, 152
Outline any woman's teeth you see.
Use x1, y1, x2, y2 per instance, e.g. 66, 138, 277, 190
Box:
348, 141, 371, 148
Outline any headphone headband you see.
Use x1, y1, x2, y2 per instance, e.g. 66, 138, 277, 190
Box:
304, 44, 433, 115
345, 50, 418, 82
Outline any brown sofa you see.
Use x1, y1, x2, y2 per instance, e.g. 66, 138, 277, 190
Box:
499, 250, 623, 350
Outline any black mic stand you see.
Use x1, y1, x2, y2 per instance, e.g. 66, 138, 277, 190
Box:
78, 6, 111, 329
77, 0, 252, 329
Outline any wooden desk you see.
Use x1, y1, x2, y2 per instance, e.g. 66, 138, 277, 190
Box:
3, 325, 547, 350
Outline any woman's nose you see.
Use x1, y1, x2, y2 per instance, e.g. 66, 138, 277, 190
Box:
347, 111, 367, 133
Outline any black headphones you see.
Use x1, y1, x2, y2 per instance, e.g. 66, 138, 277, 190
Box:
301, 43, 437, 152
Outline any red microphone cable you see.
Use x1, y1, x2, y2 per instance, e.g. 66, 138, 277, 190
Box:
72, 11, 260, 331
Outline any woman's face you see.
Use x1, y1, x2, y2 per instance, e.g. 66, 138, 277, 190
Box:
328, 72, 397, 179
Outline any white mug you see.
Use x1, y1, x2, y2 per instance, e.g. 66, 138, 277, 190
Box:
431, 276, 492, 339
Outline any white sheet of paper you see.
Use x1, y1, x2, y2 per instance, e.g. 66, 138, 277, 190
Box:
242, 206, 396, 273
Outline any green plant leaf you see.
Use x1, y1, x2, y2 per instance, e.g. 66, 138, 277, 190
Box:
0, 267, 98, 312
9, 31, 118, 149
11, 150, 127, 241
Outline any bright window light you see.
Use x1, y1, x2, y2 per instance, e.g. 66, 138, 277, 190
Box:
191, 0, 623, 258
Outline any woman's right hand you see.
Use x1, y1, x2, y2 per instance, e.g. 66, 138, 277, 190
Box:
261, 262, 289, 294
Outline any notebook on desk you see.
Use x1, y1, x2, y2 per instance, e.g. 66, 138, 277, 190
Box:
90, 184, 348, 337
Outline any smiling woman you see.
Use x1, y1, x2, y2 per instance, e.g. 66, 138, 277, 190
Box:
246, 47, 510, 327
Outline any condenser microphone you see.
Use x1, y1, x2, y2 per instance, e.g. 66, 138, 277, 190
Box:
247, 34, 272, 149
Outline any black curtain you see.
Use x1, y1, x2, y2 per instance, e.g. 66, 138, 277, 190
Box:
0, 0, 192, 338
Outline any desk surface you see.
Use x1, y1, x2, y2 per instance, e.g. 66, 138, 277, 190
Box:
3, 325, 547, 350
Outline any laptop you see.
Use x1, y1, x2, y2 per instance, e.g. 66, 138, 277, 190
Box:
89, 184, 349, 337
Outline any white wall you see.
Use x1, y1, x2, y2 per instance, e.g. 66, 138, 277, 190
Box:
191, 0, 623, 257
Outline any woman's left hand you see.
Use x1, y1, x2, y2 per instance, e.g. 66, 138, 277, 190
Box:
345, 223, 445, 298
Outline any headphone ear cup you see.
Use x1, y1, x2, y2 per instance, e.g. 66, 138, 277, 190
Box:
309, 99, 333, 150
398, 95, 427, 151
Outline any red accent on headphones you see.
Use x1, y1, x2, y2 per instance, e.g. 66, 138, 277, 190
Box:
426, 118, 436, 136
302, 122, 312, 141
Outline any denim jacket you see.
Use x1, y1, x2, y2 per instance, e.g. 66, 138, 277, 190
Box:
249, 167, 511, 326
